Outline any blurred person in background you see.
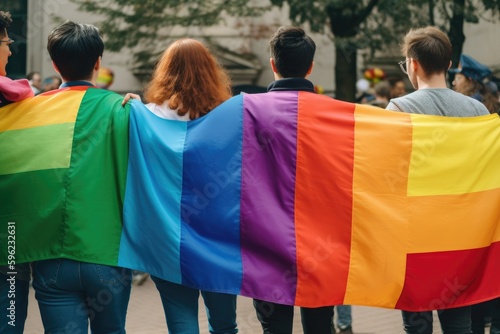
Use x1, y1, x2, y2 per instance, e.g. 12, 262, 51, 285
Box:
26, 70, 42, 95
40, 75, 62, 92
387, 75, 407, 99
450, 54, 499, 114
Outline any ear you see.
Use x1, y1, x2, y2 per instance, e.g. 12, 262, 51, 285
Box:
305, 61, 314, 76
94, 56, 101, 72
411, 58, 418, 73
447, 60, 452, 70
52, 61, 60, 75
270, 58, 278, 74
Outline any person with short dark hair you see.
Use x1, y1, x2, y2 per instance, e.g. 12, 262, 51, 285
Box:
387, 75, 407, 99
30, 21, 132, 333
387, 26, 488, 334
26, 71, 42, 95
252, 26, 337, 334
0, 10, 34, 334
40, 75, 62, 92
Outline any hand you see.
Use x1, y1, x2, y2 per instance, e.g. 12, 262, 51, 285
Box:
122, 93, 142, 106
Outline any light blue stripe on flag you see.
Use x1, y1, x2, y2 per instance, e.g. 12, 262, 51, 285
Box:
120, 100, 186, 283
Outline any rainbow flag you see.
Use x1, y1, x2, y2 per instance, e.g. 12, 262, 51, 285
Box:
1, 88, 499, 310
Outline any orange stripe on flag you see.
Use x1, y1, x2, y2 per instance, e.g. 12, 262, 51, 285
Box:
294, 93, 355, 306
346, 106, 412, 308
0, 89, 84, 132
408, 189, 500, 253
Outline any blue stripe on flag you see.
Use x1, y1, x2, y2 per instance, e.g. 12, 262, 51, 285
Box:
180, 95, 244, 293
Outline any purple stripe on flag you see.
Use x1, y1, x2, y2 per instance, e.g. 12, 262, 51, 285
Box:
240, 91, 299, 305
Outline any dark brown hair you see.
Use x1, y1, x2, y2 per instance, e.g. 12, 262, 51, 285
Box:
0, 11, 12, 38
455, 74, 500, 114
269, 26, 315, 78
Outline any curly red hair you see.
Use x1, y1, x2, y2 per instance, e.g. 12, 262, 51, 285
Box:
144, 38, 232, 120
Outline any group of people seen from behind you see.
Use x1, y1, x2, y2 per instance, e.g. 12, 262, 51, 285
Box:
1, 8, 500, 334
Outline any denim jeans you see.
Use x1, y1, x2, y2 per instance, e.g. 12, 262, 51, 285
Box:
253, 299, 334, 334
32, 259, 132, 334
0, 269, 30, 334
402, 306, 472, 334
151, 275, 238, 334
336, 305, 352, 330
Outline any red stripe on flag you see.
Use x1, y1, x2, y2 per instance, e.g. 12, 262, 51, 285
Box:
395, 241, 500, 311
294, 93, 356, 306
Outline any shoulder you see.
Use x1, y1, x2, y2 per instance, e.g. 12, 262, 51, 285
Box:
0, 77, 34, 103
386, 94, 413, 111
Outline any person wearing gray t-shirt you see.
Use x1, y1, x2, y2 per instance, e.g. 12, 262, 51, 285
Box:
386, 26, 487, 334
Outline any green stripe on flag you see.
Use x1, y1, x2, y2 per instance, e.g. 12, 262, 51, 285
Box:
61, 88, 130, 265
0, 123, 74, 175
0, 169, 67, 264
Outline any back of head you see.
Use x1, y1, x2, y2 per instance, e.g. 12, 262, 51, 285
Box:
47, 21, 104, 82
402, 26, 451, 76
144, 38, 231, 119
374, 81, 391, 100
0, 11, 12, 38
269, 26, 316, 78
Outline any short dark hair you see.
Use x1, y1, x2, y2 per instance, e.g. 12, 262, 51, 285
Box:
26, 71, 41, 81
0, 11, 12, 38
269, 26, 315, 78
47, 21, 104, 82
401, 26, 451, 76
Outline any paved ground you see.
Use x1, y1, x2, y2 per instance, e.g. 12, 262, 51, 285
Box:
23, 277, 478, 333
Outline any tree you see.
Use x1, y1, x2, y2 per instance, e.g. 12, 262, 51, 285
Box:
440, 0, 500, 68
69, 0, 500, 101
66, 0, 270, 77
269, 0, 419, 101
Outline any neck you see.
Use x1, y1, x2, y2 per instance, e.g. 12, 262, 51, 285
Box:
417, 73, 448, 89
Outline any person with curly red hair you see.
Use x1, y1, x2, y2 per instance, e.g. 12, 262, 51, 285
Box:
143, 38, 238, 334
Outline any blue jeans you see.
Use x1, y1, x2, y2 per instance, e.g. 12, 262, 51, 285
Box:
151, 275, 238, 334
336, 305, 352, 330
402, 306, 472, 334
32, 259, 132, 333
0, 269, 30, 334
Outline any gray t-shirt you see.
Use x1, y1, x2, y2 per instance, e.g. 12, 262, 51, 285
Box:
386, 88, 489, 116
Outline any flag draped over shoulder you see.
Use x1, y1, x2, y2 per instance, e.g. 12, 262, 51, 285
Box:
1, 89, 499, 310
0, 87, 129, 266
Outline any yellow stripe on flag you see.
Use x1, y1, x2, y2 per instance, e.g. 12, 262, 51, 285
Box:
408, 114, 500, 196
0, 90, 83, 132
346, 105, 411, 308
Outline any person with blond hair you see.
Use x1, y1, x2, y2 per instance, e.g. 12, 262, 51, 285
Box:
387, 26, 488, 334
144, 38, 238, 334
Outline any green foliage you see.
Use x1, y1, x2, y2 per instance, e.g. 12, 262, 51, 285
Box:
70, 0, 500, 98
68, 0, 270, 71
